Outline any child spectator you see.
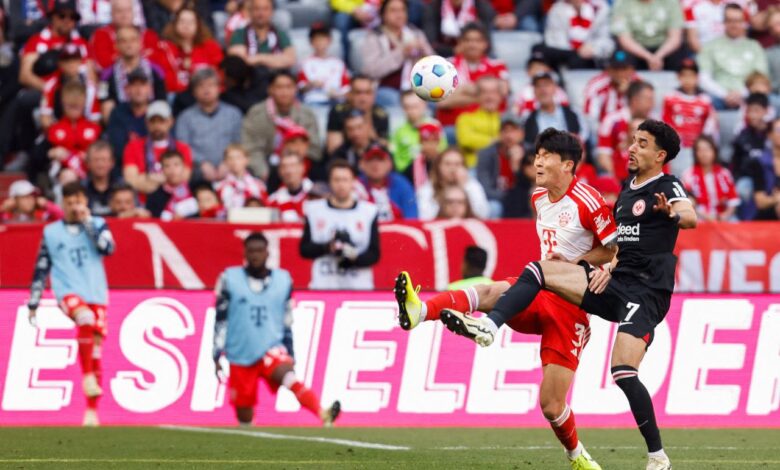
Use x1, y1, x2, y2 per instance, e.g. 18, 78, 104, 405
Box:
297, 23, 350, 107
391, 90, 447, 178
46, 80, 102, 185
409, 121, 445, 189
215, 144, 267, 210
682, 135, 739, 221
734, 72, 777, 133
731, 92, 771, 178
193, 184, 227, 219
40, 44, 101, 130
266, 151, 314, 222
1, 180, 63, 223
662, 59, 718, 176
145, 150, 199, 221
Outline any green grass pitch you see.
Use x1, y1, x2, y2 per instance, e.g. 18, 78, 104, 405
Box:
0, 427, 778, 469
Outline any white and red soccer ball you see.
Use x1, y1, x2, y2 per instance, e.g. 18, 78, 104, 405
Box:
410, 55, 459, 103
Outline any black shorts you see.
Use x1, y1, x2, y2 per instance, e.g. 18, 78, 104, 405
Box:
579, 265, 671, 347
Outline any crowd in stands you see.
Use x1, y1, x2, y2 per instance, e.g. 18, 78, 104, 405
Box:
1, 0, 780, 225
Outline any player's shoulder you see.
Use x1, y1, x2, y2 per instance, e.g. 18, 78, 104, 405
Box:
302, 198, 326, 215
42, 219, 63, 235
272, 268, 293, 283
531, 187, 548, 205
569, 180, 605, 212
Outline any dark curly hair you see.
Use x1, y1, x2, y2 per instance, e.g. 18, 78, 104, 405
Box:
638, 119, 680, 163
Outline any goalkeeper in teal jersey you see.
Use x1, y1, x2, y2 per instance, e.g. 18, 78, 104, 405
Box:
213, 232, 341, 426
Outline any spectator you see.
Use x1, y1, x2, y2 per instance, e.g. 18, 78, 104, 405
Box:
266, 152, 314, 222
698, 3, 769, 110
752, 0, 780, 47
611, 0, 685, 71
523, 72, 587, 145
108, 182, 150, 217
45, 80, 103, 183
447, 245, 491, 289
0, 6, 20, 138
731, 92, 771, 178
684, 0, 756, 53
662, 59, 719, 176
361, 0, 434, 108
331, 0, 380, 68
297, 23, 350, 107
40, 44, 101, 131
331, 109, 381, 169
357, 143, 418, 221
98, 25, 167, 121
408, 121, 445, 188
151, 6, 224, 94
215, 144, 267, 210
682, 135, 739, 222
540, 0, 614, 69
596, 81, 655, 181
89, 0, 158, 72
455, 76, 503, 167
477, 115, 526, 218
227, 0, 296, 93
219, 55, 264, 114
746, 117, 780, 220
734, 72, 776, 134
241, 70, 321, 180
502, 152, 538, 218
143, 0, 214, 35
1, 180, 63, 223
490, 0, 519, 30
762, 8, 780, 105
417, 147, 489, 220
327, 75, 389, 155
436, 185, 474, 219
422, 0, 495, 57
193, 184, 226, 219
300, 159, 380, 290
145, 149, 199, 220
8, 0, 48, 46
583, 49, 638, 123
175, 67, 243, 182
391, 90, 447, 177
514, 51, 569, 118
83, 141, 120, 216
269, 126, 313, 191
105, 67, 153, 167
123, 100, 193, 196
436, 22, 509, 134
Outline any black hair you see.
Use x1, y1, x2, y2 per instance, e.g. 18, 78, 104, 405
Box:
692, 134, 722, 166
745, 92, 769, 108
109, 182, 135, 198
269, 69, 296, 86
724, 3, 744, 14
327, 158, 356, 179
459, 21, 489, 41
244, 232, 268, 247
637, 119, 680, 163
192, 182, 216, 196
61, 181, 86, 198
350, 74, 375, 88
379, 0, 407, 19
626, 80, 653, 102
534, 128, 583, 168
309, 21, 331, 39
464, 245, 487, 272
160, 149, 184, 162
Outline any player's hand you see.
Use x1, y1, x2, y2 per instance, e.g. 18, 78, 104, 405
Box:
647, 55, 663, 71
214, 358, 225, 382
76, 204, 91, 223
28, 308, 38, 328
588, 269, 611, 294
341, 243, 359, 261
653, 192, 677, 219
545, 252, 570, 263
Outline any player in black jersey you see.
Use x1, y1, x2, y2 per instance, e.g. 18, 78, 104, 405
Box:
440, 120, 696, 470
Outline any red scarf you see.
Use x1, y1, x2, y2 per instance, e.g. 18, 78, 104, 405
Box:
569, 1, 597, 50
441, 0, 477, 38
683, 164, 738, 218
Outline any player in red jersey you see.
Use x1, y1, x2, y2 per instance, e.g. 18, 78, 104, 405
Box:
395, 129, 617, 470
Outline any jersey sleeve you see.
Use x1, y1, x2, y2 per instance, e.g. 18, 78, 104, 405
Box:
28, 238, 52, 310
658, 175, 690, 204
575, 185, 618, 246
83, 217, 115, 256
213, 271, 230, 360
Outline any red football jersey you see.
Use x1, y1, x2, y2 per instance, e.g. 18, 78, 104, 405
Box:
150, 39, 224, 93
662, 89, 718, 148
89, 25, 159, 70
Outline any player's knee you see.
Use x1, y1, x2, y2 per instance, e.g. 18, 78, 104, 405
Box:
479, 283, 502, 306
539, 396, 566, 421
73, 308, 95, 326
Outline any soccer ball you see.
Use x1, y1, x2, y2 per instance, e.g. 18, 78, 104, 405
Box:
410, 55, 459, 102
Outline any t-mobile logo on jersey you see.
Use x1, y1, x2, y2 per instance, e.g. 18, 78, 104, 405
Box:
617, 223, 640, 242
541, 229, 557, 254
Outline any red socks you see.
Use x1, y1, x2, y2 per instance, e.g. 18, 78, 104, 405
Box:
86, 357, 102, 409
549, 405, 579, 451
424, 290, 472, 321
77, 325, 95, 375
290, 382, 322, 417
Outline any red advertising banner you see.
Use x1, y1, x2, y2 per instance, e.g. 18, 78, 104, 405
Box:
1, 220, 779, 293
0, 290, 778, 427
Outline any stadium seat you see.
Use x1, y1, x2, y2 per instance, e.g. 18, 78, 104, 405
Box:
560, 69, 601, 113
636, 71, 678, 111
284, 3, 330, 29
348, 29, 367, 74
290, 28, 343, 66
717, 110, 740, 164
491, 31, 542, 70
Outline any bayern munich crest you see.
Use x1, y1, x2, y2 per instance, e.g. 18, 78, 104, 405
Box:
632, 199, 646, 216
558, 210, 573, 227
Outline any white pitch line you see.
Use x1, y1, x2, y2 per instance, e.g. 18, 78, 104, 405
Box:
434, 445, 748, 451
160, 425, 410, 451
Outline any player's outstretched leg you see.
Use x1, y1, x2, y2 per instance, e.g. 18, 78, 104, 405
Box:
83, 334, 103, 427
394, 271, 489, 330
74, 309, 102, 398
281, 370, 341, 427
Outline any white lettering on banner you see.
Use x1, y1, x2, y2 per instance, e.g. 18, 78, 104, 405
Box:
770, 254, 780, 293
571, 317, 671, 414
236, 228, 303, 270
133, 223, 205, 289
190, 308, 226, 411
747, 305, 780, 415
730, 251, 765, 293
465, 327, 540, 414
321, 302, 397, 412
111, 298, 195, 412
423, 220, 498, 291
397, 321, 466, 413
666, 300, 752, 415
677, 250, 705, 292
2, 302, 76, 411
276, 301, 325, 412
